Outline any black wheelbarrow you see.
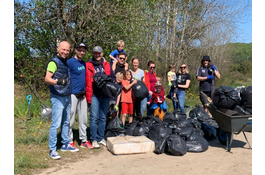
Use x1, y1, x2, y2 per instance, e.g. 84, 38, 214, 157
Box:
206, 103, 252, 152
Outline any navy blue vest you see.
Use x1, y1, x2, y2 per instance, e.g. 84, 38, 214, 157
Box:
46, 53, 71, 96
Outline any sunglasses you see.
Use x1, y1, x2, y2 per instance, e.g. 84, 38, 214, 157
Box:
180, 67, 186, 69
150, 67, 155, 69
119, 57, 126, 60
77, 49, 86, 53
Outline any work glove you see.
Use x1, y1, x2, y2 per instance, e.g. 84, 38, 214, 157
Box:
168, 81, 172, 87
57, 75, 68, 86
207, 75, 214, 80
114, 105, 119, 112
211, 65, 216, 71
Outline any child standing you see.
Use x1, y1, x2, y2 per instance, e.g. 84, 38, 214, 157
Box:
109, 40, 126, 65
107, 72, 123, 121
147, 82, 167, 121
167, 64, 178, 102
121, 70, 137, 126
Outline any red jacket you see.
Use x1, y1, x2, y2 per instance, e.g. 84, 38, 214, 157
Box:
144, 71, 156, 91
85, 60, 111, 103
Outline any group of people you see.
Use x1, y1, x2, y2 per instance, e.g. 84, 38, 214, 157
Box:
44, 40, 220, 160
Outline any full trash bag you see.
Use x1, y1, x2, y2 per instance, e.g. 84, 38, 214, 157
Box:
133, 123, 150, 136
240, 86, 252, 109
132, 80, 149, 101
93, 74, 113, 89
213, 86, 241, 109
105, 128, 125, 140
106, 116, 123, 131
124, 121, 138, 136
186, 132, 209, 152
166, 134, 187, 156
148, 123, 172, 154
173, 110, 187, 121
163, 112, 176, 124
231, 105, 251, 116
189, 104, 208, 119
102, 81, 122, 98
174, 127, 194, 141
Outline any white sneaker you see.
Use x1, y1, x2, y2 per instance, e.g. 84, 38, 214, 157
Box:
98, 139, 107, 146
92, 141, 100, 149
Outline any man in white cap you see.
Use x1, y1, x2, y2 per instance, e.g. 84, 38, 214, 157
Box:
67, 43, 94, 149
85, 46, 116, 148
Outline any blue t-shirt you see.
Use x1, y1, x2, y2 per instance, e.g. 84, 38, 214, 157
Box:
110, 49, 126, 63
67, 57, 86, 94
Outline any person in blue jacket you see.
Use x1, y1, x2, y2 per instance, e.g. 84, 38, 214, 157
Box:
45, 41, 79, 160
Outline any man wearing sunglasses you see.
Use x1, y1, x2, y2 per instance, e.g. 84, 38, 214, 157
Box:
196, 55, 221, 113
112, 52, 128, 75
67, 43, 94, 150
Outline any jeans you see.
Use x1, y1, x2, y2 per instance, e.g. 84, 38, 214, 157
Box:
89, 95, 110, 142
146, 94, 152, 116
171, 90, 186, 114
140, 97, 148, 116
49, 93, 71, 151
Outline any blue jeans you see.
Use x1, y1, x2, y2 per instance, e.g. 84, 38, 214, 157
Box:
171, 90, 186, 114
140, 96, 148, 116
146, 94, 152, 116
49, 93, 71, 151
89, 95, 110, 142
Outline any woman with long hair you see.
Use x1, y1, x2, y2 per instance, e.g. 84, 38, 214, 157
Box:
171, 63, 191, 114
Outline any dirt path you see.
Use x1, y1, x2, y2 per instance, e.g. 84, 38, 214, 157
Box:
35, 132, 252, 175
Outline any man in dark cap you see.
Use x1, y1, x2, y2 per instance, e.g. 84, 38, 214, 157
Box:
85, 46, 116, 148
196, 55, 221, 113
67, 43, 94, 150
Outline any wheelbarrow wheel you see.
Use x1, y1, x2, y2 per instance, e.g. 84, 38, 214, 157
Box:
217, 128, 227, 145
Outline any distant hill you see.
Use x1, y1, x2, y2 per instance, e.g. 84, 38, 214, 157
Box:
227, 43, 252, 63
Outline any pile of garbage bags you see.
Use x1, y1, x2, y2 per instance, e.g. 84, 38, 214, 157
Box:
105, 110, 209, 156
212, 86, 252, 115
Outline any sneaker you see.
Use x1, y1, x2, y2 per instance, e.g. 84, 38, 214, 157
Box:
61, 143, 79, 152
70, 142, 77, 149
49, 150, 60, 160
92, 140, 100, 149
172, 96, 178, 102
81, 141, 94, 149
98, 139, 107, 147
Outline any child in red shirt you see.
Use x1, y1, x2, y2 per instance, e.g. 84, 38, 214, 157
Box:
121, 70, 137, 126
147, 81, 167, 120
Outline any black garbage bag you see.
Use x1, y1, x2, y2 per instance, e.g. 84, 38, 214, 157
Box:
244, 108, 252, 114
105, 128, 125, 140
201, 122, 217, 141
213, 86, 241, 109
166, 134, 187, 156
173, 110, 187, 121
175, 118, 194, 128
133, 123, 150, 136
102, 81, 122, 98
93, 74, 113, 89
124, 121, 139, 136
143, 115, 163, 128
197, 114, 219, 128
132, 80, 149, 101
163, 112, 176, 124
174, 127, 194, 141
186, 132, 209, 152
240, 86, 252, 109
106, 116, 123, 131
232, 105, 251, 116
148, 123, 172, 154
189, 104, 209, 119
